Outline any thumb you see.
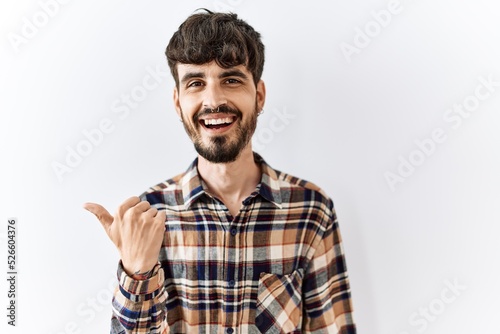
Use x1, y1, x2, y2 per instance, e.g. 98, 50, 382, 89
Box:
83, 202, 114, 229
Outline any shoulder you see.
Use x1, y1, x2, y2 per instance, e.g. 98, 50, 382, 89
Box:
272, 166, 335, 213
138, 172, 185, 207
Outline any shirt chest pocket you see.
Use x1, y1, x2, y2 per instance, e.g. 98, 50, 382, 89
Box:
255, 269, 305, 334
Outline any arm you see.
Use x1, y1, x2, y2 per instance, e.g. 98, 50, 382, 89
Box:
83, 196, 167, 333
110, 262, 167, 333
302, 207, 357, 334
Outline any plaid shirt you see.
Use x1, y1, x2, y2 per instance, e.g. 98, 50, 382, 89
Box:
111, 153, 356, 334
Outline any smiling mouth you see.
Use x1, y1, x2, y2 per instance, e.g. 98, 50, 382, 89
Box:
199, 116, 237, 130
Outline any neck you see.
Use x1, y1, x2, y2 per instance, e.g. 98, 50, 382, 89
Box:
197, 146, 261, 213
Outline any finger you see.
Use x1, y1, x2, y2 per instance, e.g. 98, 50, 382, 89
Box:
134, 200, 151, 212
154, 210, 167, 224
117, 196, 142, 217
83, 202, 114, 228
122, 196, 142, 209
144, 207, 158, 218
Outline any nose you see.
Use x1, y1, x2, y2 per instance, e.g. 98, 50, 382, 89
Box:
202, 82, 227, 110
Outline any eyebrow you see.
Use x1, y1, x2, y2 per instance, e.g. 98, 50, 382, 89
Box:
180, 72, 205, 85
180, 68, 249, 85
218, 69, 249, 80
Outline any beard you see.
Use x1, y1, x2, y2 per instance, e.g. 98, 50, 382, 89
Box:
180, 102, 258, 163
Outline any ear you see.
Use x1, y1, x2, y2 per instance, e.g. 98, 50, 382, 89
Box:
173, 86, 181, 118
256, 80, 266, 112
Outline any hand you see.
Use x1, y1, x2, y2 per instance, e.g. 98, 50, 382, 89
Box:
83, 196, 166, 277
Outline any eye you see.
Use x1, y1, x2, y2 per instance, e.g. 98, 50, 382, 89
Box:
187, 81, 203, 88
225, 78, 241, 84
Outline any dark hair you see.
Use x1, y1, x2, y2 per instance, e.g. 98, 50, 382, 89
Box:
165, 9, 265, 88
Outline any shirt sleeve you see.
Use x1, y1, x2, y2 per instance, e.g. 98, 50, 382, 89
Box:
110, 261, 168, 333
302, 206, 357, 334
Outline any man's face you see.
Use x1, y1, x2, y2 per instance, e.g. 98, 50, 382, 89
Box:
174, 61, 266, 163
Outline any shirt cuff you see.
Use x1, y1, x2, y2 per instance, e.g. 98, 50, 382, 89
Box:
116, 261, 164, 302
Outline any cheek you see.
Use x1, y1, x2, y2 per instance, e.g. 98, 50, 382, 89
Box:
179, 100, 199, 121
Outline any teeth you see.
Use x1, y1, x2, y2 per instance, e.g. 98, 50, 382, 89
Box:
203, 117, 234, 126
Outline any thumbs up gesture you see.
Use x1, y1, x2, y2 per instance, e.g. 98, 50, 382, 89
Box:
83, 196, 166, 277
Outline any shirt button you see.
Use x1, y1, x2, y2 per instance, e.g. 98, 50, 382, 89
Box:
230, 228, 237, 236
226, 328, 234, 334
228, 280, 235, 287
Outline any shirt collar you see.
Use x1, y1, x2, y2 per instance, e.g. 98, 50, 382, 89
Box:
181, 152, 283, 210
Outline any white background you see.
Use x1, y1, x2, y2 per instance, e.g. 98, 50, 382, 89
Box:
1, 0, 500, 333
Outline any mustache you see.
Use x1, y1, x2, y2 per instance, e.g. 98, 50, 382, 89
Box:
193, 104, 242, 122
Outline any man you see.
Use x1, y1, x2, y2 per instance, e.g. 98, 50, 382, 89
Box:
84, 10, 356, 334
